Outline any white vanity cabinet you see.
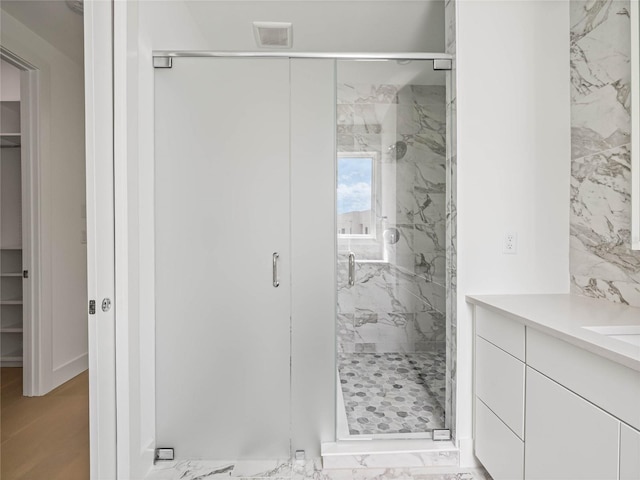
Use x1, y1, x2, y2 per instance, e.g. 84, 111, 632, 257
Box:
621, 424, 640, 480
470, 299, 640, 480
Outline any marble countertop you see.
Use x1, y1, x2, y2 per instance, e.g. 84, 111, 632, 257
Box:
466, 294, 640, 372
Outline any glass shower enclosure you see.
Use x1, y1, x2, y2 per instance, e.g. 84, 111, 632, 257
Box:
335, 59, 448, 439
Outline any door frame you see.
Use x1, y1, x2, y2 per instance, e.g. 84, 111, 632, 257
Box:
0, 46, 41, 397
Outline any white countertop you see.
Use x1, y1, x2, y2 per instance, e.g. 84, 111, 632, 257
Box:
466, 294, 640, 372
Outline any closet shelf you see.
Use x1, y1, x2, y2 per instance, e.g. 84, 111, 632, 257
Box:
0, 344, 23, 362
1, 101, 24, 368
0, 134, 21, 148
0, 355, 23, 362
0, 317, 23, 330
0, 327, 23, 333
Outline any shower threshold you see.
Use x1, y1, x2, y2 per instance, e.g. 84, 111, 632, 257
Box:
322, 437, 459, 469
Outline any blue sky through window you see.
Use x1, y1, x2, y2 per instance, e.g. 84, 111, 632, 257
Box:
337, 157, 373, 215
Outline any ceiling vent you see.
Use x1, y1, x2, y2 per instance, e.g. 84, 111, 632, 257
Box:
253, 22, 292, 49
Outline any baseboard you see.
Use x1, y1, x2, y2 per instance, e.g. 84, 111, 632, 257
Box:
51, 352, 88, 390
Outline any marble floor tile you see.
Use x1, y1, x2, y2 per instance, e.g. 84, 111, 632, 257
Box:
147, 459, 291, 480
338, 352, 446, 435
291, 459, 491, 480
148, 458, 491, 480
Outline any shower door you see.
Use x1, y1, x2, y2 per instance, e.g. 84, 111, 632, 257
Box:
155, 58, 291, 459
336, 60, 448, 438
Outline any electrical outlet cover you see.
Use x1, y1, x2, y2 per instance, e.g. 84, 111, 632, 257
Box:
503, 232, 517, 254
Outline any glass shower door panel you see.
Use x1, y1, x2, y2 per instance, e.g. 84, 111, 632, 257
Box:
155, 58, 291, 459
336, 60, 447, 437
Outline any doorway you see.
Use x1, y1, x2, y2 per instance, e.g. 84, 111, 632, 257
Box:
335, 59, 449, 439
1, 1, 90, 473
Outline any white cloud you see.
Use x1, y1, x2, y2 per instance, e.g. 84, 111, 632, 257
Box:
337, 182, 371, 213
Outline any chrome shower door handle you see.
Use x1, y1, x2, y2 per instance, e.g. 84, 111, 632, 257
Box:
273, 252, 280, 288
348, 252, 356, 286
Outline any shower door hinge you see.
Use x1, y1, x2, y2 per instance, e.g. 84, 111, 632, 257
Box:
432, 428, 451, 441
433, 59, 452, 71
295, 450, 306, 463
155, 448, 175, 462
153, 56, 173, 69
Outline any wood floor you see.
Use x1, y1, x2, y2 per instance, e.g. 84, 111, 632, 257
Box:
1, 368, 89, 480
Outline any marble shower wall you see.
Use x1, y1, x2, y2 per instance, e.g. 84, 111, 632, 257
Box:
570, 0, 640, 306
444, 0, 457, 437
336, 79, 447, 355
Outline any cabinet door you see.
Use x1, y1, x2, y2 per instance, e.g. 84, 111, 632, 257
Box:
525, 368, 619, 480
621, 423, 640, 480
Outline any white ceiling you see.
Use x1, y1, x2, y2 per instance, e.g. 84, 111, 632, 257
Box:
1, 0, 84, 64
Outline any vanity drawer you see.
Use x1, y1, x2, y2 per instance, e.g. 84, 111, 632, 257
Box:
525, 367, 619, 480
475, 307, 525, 361
527, 328, 640, 430
476, 336, 525, 438
475, 399, 524, 480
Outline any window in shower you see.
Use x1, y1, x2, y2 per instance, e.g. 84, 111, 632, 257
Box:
337, 153, 377, 239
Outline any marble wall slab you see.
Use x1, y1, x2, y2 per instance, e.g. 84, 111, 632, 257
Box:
570, 0, 640, 307
444, 0, 458, 439
337, 80, 447, 354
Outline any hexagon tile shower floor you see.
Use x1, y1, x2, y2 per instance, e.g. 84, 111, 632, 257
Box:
338, 351, 446, 435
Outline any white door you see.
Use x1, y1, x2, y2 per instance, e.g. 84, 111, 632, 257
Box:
155, 58, 291, 459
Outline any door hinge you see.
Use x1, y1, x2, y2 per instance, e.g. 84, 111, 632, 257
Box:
23, 270, 29, 278
89, 300, 96, 315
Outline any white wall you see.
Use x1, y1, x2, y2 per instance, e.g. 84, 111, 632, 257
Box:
139, 0, 444, 53
1, 59, 21, 101
1, 10, 88, 392
455, 0, 571, 465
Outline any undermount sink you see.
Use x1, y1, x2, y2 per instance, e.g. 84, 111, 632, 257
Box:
583, 325, 640, 347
